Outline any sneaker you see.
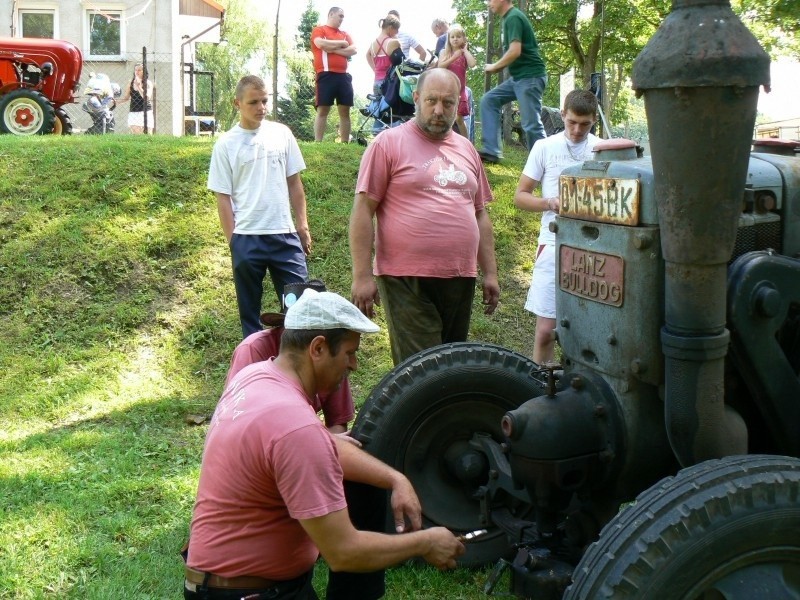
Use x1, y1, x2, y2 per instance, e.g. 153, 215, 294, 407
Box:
478, 150, 501, 164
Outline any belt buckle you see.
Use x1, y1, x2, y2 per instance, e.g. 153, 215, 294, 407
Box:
184, 579, 199, 593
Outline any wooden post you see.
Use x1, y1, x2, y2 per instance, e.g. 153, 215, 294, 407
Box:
272, 0, 281, 120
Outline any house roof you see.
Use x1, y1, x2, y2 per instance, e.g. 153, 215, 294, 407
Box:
179, 0, 224, 18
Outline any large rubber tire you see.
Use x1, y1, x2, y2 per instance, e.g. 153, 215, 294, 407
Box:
0, 89, 56, 135
52, 107, 73, 135
565, 455, 800, 599
352, 342, 547, 567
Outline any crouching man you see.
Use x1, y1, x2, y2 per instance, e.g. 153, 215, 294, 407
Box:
184, 289, 464, 600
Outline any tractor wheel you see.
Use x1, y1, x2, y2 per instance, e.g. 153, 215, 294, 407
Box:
352, 342, 547, 566
564, 454, 800, 599
0, 89, 56, 135
52, 108, 73, 135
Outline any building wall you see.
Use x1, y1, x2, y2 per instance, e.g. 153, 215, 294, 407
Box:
1, 0, 221, 136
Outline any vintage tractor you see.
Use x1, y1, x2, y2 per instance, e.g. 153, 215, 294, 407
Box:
0, 36, 83, 135
352, 1, 800, 597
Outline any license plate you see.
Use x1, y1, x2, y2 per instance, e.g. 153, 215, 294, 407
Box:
559, 246, 624, 307
559, 176, 640, 226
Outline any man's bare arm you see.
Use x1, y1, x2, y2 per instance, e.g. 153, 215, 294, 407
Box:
476, 208, 500, 315
215, 192, 235, 243
485, 40, 522, 74
287, 173, 311, 254
349, 192, 380, 317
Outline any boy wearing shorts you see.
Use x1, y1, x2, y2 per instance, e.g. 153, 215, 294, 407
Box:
514, 89, 599, 364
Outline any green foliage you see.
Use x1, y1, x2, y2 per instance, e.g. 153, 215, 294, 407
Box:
276, 53, 317, 141
196, 0, 273, 131
454, 0, 794, 130
296, 0, 320, 53
1, 134, 534, 599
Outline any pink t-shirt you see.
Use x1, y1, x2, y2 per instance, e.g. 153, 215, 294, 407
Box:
188, 361, 346, 580
224, 328, 355, 428
356, 121, 492, 277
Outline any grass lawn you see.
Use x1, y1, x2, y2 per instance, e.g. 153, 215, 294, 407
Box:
0, 133, 538, 599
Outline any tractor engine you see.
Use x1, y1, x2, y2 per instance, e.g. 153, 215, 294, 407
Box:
353, 2, 800, 597
495, 1, 800, 597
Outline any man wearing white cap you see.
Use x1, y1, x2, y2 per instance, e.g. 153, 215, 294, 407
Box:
185, 289, 464, 600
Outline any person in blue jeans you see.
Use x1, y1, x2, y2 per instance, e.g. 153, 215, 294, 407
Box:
479, 0, 547, 163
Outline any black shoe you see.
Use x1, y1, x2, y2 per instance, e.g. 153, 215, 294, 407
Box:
478, 151, 501, 164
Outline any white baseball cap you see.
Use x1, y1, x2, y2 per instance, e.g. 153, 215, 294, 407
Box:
284, 289, 380, 334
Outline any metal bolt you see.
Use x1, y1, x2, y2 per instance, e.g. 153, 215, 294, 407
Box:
560, 318, 570, 328
607, 334, 617, 346
633, 233, 653, 249
630, 359, 646, 374
594, 404, 607, 417
570, 376, 584, 390
754, 285, 781, 318
549, 221, 558, 233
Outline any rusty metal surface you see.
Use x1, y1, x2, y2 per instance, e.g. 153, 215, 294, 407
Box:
560, 176, 640, 226
559, 246, 624, 307
632, 1, 769, 90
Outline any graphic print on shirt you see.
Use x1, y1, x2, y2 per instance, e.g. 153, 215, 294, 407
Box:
433, 163, 468, 187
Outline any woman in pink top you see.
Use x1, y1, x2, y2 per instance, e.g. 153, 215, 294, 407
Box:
437, 24, 476, 137
367, 14, 402, 93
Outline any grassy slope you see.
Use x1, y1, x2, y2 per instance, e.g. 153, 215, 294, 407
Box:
0, 134, 538, 599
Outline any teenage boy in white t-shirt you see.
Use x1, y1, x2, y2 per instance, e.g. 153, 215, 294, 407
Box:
208, 75, 312, 338
514, 89, 599, 364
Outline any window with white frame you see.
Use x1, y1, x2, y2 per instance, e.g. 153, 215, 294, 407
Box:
85, 10, 125, 59
19, 9, 56, 38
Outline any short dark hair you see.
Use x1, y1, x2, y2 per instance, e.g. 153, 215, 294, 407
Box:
564, 89, 598, 117
328, 6, 343, 17
280, 328, 351, 356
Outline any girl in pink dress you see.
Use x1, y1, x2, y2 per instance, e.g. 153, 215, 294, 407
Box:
436, 24, 476, 137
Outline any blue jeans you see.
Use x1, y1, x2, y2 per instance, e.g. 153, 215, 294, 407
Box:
480, 75, 547, 157
230, 233, 308, 338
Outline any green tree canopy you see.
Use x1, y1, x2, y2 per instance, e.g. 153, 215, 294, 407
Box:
296, 0, 320, 53
453, 0, 797, 127
196, 0, 272, 131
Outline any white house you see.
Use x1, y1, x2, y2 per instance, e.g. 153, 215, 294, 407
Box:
2, 0, 224, 135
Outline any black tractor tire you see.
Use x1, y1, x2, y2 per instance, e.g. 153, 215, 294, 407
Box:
352, 342, 547, 567
52, 108, 73, 135
564, 454, 800, 599
0, 89, 56, 135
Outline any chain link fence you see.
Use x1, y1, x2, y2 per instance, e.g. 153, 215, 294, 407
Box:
62, 49, 219, 137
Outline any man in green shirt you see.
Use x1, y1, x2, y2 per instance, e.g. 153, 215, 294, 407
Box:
479, 0, 547, 163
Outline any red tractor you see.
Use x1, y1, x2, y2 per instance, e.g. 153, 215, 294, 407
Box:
0, 36, 83, 135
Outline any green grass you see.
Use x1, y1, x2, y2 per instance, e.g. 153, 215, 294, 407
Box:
0, 134, 537, 599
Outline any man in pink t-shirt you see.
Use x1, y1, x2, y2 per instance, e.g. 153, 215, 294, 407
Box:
185, 290, 464, 600
224, 278, 355, 436
226, 327, 354, 432
350, 68, 500, 365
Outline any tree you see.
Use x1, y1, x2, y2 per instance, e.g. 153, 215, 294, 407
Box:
273, 3, 318, 141
196, 0, 272, 131
296, 0, 319, 53
276, 53, 316, 141
454, 0, 796, 131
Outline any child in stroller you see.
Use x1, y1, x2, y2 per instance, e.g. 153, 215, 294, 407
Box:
82, 73, 121, 134
356, 50, 430, 146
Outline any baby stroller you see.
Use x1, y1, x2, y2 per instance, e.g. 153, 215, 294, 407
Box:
356, 50, 427, 146
82, 73, 121, 134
